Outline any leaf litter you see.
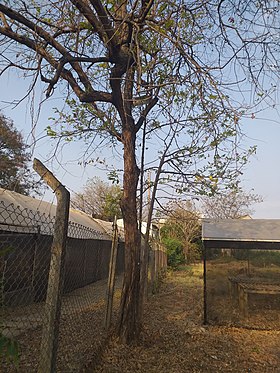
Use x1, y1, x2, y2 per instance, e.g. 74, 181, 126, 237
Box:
90, 265, 280, 373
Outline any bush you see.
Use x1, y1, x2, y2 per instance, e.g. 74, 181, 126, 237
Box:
162, 237, 185, 269
186, 242, 202, 263
233, 249, 280, 267
249, 250, 280, 267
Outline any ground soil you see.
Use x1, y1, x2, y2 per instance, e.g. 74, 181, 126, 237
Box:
2, 264, 280, 372
88, 265, 280, 373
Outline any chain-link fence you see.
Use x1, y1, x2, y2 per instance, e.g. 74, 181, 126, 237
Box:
0, 145, 168, 373
0, 199, 125, 372
205, 247, 280, 330
0, 196, 167, 372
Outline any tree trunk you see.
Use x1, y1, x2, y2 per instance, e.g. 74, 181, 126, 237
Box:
118, 127, 141, 343
139, 148, 168, 310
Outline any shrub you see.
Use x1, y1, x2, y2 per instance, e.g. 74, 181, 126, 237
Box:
162, 237, 185, 269
249, 250, 280, 267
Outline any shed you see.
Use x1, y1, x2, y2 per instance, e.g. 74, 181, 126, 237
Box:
202, 219, 280, 250
201, 219, 280, 328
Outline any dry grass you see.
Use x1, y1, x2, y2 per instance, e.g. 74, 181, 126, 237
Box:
3, 265, 280, 372
89, 264, 280, 373
206, 260, 280, 329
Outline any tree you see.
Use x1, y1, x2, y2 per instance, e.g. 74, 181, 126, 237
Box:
0, 1, 278, 343
0, 112, 37, 195
160, 201, 201, 264
71, 176, 122, 221
201, 190, 263, 219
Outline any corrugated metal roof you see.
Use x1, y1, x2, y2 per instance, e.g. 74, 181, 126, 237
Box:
202, 219, 280, 243
0, 188, 112, 240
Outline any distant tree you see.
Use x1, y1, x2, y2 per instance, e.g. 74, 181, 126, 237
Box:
0, 113, 37, 195
201, 190, 263, 219
71, 177, 122, 221
161, 201, 201, 264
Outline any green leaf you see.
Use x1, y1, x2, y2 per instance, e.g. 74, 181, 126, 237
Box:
0, 335, 20, 365
209, 94, 218, 100
0, 246, 14, 256
46, 126, 57, 137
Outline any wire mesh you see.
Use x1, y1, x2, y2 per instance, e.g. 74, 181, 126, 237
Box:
0, 197, 167, 371
205, 247, 280, 330
0, 200, 125, 372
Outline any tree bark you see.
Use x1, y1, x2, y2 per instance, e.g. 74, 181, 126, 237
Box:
118, 127, 141, 343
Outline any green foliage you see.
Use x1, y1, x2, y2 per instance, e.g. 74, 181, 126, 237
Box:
0, 335, 20, 366
161, 223, 184, 243
0, 112, 39, 195
251, 251, 280, 267
107, 170, 119, 184
20, 1, 263, 204
186, 242, 202, 263
162, 237, 185, 269
0, 1, 277, 201
0, 246, 14, 257
71, 176, 122, 221
103, 192, 122, 221
35, 0, 258, 199
175, 265, 194, 273
160, 201, 201, 264
234, 250, 280, 267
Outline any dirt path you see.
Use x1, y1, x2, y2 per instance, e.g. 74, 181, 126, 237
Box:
2, 276, 123, 338
92, 265, 280, 373
2, 276, 124, 372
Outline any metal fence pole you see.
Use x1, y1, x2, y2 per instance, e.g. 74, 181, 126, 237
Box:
33, 158, 70, 373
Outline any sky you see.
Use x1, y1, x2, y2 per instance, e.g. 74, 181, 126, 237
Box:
0, 73, 114, 204
0, 72, 280, 219
241, 109, 280, 218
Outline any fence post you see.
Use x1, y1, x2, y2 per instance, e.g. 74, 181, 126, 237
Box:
33, 158, 70, 373
104, 216, 118, 330
150, 249, 155, 291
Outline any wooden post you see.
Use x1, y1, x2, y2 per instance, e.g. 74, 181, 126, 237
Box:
33, 158, 70, 373
150, 250, 155, 291
238, 285, 248, 318
104, 216, 119, 330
